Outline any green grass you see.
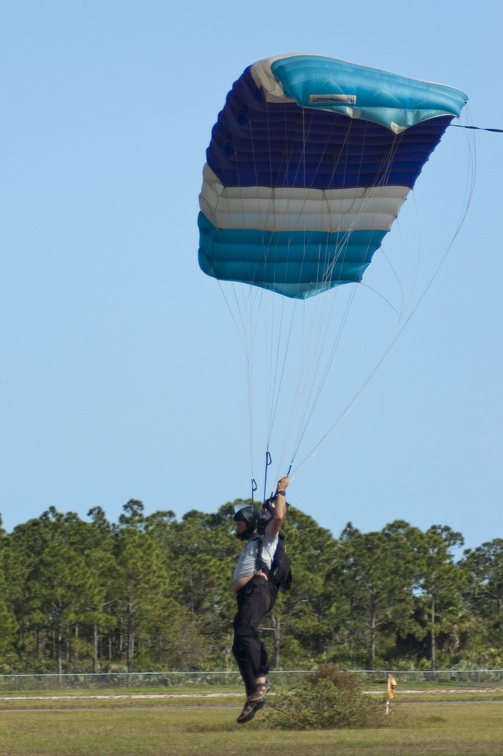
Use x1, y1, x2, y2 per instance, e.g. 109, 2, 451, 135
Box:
0, 692, 502, 754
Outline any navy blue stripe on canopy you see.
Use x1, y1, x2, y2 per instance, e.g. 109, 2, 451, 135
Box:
206, 66, 454, 192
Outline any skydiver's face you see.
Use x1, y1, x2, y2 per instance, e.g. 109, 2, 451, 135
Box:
235, 520, 247, 536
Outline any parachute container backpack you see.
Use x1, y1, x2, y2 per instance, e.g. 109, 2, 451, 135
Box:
198, 54, 468, 481
198, 54, 467, 298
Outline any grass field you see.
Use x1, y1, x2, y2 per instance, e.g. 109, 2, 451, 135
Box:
0, 687, 502, 755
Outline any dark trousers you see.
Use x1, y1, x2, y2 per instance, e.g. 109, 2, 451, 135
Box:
232, 576, 278, 696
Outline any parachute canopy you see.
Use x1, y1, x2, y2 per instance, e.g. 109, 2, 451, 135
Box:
198, 54, 467, 299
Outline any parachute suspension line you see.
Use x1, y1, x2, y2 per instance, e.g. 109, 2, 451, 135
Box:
384, 136, 421, 325
266, 107, 319, 464
327, 131, 411, 332
317, 119, 355, 285
242, 98, 284, 487
215, 278, 262, 483
455, 109, 477, 229
281, 118, 359, 468
356, 133, 411, 326
385, 112, 476, 329
263, 451, 272, 502
287, 120, 393, 466
371, 210, 410, 324
239, 91, 308, 488
292, 115, 477, 476
276, 109, 320, 465
264, 292, 298, 449
289, 283, 359, 465
246, 319, 256, 489
249, 91, 308, 484
290, 130, 409, 467
357, 280, 403, 328
272, 119, 349, 468
256, 98, 291, 472
258, 103, 334, 476
259, 110, 301, 473
251, 478, 258, 505
296, 139, 408, 466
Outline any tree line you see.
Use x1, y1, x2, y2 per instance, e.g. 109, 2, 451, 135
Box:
0, 499, 501, 674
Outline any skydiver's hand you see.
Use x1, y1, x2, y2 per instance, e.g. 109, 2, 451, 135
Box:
276, 476, 289, 493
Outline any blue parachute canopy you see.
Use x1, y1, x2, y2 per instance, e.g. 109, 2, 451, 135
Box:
198, 54, 467, 299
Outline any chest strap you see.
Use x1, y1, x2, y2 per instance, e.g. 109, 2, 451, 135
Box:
254, 536, 270, 576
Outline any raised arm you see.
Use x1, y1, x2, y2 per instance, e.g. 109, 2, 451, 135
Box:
265, 476, 289, 539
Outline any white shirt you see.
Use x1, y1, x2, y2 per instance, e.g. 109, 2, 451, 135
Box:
232, 532, 278, 583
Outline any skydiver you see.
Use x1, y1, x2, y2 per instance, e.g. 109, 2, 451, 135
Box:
232, 476, 289, 724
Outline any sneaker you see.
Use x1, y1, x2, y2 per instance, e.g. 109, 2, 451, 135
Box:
247, 679, 272, 703
236, 698, 264, 724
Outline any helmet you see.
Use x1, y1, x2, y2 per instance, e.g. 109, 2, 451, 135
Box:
233, 505, 260, 540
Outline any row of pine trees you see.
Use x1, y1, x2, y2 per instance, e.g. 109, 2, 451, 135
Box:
0, 500, 501, 674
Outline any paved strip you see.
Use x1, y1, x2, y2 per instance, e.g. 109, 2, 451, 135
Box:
0, 688, 501, 702
0, 692, 244, 701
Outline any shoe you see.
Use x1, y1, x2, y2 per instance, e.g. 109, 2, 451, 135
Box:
247, 679, 272, 703
236, 698, 264, 724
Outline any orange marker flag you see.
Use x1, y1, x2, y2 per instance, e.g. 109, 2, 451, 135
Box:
387, 673, 397, 699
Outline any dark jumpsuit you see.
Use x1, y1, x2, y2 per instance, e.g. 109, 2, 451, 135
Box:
232, 543, 279, 696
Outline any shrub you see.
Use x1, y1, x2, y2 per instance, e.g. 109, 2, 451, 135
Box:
264, 664, 389, 731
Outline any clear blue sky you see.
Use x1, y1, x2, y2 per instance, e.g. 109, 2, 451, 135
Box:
1, 0, 502, 551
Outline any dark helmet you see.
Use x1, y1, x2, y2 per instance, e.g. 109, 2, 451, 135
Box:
233, 504, 260, 541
